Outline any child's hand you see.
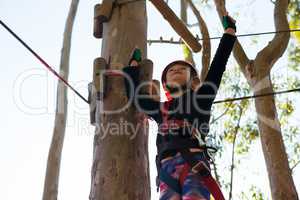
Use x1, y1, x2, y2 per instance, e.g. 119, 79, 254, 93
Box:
222, 12, 236, 36
225, 28, 236, 36
129, 48, 142, 67
129, 60, 139, 67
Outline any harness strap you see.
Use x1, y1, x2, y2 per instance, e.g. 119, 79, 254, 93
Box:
179, 163, 190, 187
159, 152, 225, 200
157, 138, 200, 157
202, 175, 225, 200
179, 163, 225, 200
179, 149, 225, 200
157, 99, 224, 199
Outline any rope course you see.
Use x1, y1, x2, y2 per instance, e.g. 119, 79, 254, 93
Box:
1, 19, 300, 105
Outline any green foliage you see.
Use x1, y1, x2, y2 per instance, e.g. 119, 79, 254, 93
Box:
210, 41, 300, 198
287, 76, 300, 89
209, 64, 261, 198
288, 0, 300, 43
289, 19, 300, 43
279, 100, 294, 117
240, 185, 268, 200
287, 0, 300, 88
288, 42, 300, 71
182, 44, 192, 60
236, 123, 259, 154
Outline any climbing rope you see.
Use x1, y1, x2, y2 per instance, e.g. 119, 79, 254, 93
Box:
0, 20, 89, 104
1, 19, 300, 105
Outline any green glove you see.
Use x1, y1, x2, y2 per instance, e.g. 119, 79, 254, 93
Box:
128, 48, 142, 66
222, 16, 236, 32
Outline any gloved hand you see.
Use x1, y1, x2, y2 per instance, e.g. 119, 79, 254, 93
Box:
222, 14, 236, 32
128, 48, 142, 66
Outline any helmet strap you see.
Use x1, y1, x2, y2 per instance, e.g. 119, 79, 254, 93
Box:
165, 79, 193, 95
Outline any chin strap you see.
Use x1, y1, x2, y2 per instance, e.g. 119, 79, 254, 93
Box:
164, 90, 173, 101
165, 84, 187, 93
164, 79, 193, 101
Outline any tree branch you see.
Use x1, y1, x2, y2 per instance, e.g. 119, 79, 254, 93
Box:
186, 0, 211, 81
211, 159, 221, 186
187, 22, 200, 27
149, 0, 202, 52
211, 101, 233, 124
228, 105, 243, 200
42, 1, 80, 199
256, 0, 290, 73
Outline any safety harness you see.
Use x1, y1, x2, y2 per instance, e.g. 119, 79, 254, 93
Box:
155, 100, 225, 200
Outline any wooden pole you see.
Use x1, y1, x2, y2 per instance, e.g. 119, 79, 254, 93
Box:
89, 1, 150, 199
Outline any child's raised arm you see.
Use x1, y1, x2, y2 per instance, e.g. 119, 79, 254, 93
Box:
193, 15, 237, 110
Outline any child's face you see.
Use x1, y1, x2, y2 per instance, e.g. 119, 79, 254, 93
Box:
165, 64, 191, 88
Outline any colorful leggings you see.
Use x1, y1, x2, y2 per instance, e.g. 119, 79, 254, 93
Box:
159, 153, 211, 200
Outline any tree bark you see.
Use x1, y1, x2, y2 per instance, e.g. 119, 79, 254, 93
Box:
89, 1, 150, 200
214, 0, 299, 199
252, 73, 298, 200
42, 1, 79, 200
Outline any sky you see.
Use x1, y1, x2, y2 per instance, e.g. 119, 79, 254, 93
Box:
0, 0, 299, 199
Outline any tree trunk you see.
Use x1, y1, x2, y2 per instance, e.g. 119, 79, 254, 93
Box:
42, 0, 79, 200
213, 0, 299, 199
89, 1, 150, 200
252, 72, 299, 200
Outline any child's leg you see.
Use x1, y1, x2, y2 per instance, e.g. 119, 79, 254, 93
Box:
158, 153, 211, 200
159, 154, 185, 200
181, 172, 210, 200
159, 181, 181, 200
181, 154, 211, 200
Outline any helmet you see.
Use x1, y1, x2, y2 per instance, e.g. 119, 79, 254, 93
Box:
161, 60, 198, 85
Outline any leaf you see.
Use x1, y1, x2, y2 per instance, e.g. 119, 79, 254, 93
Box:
279, 101, 294, 116
289, 18, 300, 43
182, 44, 192, 60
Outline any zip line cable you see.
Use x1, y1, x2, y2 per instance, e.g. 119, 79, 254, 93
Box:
214, 88, 300, 104
148, 29, 300, 44
0, 20, 89, 104
1, 19, 300, 105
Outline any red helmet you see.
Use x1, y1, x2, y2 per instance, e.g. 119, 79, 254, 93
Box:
161, 60, 198, 85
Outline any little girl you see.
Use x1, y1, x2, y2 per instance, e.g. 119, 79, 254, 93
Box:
123, 14, 236, 200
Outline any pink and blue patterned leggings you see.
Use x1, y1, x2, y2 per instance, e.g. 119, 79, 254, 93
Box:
159, 153, 211, 200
